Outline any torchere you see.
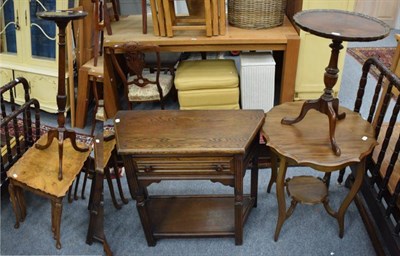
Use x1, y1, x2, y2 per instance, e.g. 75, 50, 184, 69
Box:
35, 10, 89, 180
282, 9, 390, 156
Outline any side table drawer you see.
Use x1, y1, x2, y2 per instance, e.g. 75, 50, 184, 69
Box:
134, 156, 233, 174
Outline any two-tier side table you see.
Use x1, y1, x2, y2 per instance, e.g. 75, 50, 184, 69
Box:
114, 110, 265, 246
262, 102, 377, 241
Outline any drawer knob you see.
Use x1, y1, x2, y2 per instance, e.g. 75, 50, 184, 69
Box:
144, 166, 153, 172
215, 165, 223, 172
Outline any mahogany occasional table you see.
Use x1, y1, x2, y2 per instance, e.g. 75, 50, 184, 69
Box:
114, 110, 264, 246
282, 9, 389, 156
263, 102, 378, 241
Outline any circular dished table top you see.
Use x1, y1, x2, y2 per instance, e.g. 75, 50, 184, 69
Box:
37, 10, 87, 22
293, 9, 390, 42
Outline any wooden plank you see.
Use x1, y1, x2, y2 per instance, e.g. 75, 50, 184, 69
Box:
149, 0, 160, 35
218, 0, 226, 35
173, 25, 206, 31
204, 0, 212, 37
211, 0, 218, 36
158, 0, 168, 36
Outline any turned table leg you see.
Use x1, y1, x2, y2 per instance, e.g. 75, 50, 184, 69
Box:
274, 156, 289, 241
51, 198, 63, 249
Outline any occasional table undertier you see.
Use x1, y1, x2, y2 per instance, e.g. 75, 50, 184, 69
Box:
148, 196, 254, 237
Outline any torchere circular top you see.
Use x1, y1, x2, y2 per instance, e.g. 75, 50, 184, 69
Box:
37, 10, 87, 22
293, 9, 390, 42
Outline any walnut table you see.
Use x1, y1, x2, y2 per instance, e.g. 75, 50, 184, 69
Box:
7, 134, 91, 249
262, 102, 377, 241
114, 110, 265, 246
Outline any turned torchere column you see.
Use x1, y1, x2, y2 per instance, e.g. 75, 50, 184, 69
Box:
36, 10, 89, 180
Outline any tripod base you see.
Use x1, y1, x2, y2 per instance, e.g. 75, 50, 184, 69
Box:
281, 97, 346, 156
35, 128, 89, 180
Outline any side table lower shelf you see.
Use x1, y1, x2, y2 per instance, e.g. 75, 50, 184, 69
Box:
146, 195, 255, 237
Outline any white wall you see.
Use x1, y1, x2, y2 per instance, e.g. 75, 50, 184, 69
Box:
174, 0, 188, 14
119, 0, 142, 15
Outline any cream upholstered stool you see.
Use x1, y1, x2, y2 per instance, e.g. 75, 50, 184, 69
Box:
175, 59, 240, 109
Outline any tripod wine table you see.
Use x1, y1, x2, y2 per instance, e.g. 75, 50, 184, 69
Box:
36, 11, 89, 180
282, 9, 389, 156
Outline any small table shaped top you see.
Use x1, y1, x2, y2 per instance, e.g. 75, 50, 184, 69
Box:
114, 110, 265, 155
262, 102, 377, 241
264, 101, 377, 168
7, 134, 91, 197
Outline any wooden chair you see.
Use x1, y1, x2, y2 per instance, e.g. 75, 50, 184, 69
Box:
109, 42, 174, 110
102, 131, 128, 209
78, 84, 129, 210
89, 63, 105, 136
6, 134, 91, 249
75, 55, 106, 137
82, 130, 128, 209
1, 78, 40, 187
92, 0, 119, 67
73, 59, 104, 200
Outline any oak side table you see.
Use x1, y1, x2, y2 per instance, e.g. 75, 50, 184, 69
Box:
262, 102, 377, 241
114, 110, 264, 246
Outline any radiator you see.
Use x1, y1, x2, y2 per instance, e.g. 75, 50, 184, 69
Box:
240, 52, 276, 112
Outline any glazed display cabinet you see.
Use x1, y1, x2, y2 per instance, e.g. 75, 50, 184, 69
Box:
0, 0, 77, 112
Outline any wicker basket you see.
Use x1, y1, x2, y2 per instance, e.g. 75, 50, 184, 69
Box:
228, 0, 287, 29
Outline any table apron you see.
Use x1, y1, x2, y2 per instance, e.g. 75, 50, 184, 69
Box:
104, 44, 287, 53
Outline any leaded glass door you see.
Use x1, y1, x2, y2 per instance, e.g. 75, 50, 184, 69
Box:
0, 0, 19, 57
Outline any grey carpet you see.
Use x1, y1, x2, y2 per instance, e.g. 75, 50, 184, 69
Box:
1, 169, 374, 256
